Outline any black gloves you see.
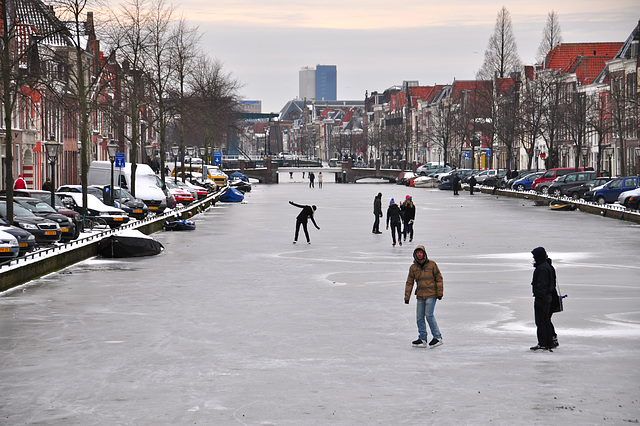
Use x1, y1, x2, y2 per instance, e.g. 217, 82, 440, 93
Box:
405, 299, 409, 304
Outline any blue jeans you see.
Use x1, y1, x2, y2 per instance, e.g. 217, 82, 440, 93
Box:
416, 298, 441, 341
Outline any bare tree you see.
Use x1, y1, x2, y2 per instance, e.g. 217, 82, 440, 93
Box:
586, 89, 614, 175
476, 7, 522, 80
565, 89, 590, 168
170, 17, 200, 181
106, 0, 153, 197
609, 73, 631, 176
186, 56, 241, 160
540, 72, 565, 168
424, 99, 455, 166
145, 0, 175, 188
536, 11, 562, 63
47, 0, 117, 214
519, 77, 546, 170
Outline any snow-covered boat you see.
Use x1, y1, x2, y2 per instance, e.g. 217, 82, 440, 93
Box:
219, 187, 244, 202
229, 178, 252, 192
412, 176, 438, 188
163, 219, 196, 231
97, 229, 163, 258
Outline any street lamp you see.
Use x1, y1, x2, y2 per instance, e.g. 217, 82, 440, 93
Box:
186, 146, 194, 182
171, 143, 179, 183
44, 135, 61, 209
107, 141, 118, 206
145, 143, 154, 165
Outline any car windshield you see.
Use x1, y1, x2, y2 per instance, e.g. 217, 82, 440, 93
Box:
0, 202, 36, 217
113, 188, 134, 199
21, 199, 57, 213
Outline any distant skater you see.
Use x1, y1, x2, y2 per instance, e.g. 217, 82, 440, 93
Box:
318, 172, 323, 188
372, 192, 383, 234
386, 198, 402, 246
309, 172, 315, 188
405, 245, 443, 348
401, 195, 415, 242
289, 201, 320, 244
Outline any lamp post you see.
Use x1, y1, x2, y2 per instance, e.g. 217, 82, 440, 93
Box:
186, 146, 194, 182
107, 141, 118, 206
44, 136, 61, 209
199, 147, 206, 183
171, 143, 179, 183
145, 143, 154, 165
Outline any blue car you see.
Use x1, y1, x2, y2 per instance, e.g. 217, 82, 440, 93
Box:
585, 176, 639, 204
512, 172, 544, 191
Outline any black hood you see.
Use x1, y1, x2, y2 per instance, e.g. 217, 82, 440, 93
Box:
531, 247, 548, 264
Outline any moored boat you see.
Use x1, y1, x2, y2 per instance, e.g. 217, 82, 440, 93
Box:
163, 219, 196, 231
97, 229, 164, 258
549, 200, 577, 211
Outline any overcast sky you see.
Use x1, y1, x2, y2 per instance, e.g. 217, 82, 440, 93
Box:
178, 1, 638, 113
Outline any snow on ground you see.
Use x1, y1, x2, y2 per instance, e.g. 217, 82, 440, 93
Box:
1, 180, 639, 425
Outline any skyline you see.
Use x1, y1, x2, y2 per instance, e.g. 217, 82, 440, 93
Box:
178, 1, 638, 113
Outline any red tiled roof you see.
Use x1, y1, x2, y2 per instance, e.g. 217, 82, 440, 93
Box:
544, 42, 623, 84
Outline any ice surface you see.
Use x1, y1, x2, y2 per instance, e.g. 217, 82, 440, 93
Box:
1, 179, 639, 424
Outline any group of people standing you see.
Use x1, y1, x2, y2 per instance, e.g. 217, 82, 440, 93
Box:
372, 193, 416, 247
304, 171, 322, 188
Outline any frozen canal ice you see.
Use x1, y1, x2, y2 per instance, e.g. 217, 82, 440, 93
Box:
1, 179, 640, 424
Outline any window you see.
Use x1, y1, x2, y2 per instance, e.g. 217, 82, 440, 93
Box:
609, 180, 622, 189
565, 174, 577, 182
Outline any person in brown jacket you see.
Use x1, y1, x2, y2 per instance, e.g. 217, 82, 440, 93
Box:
404, 245, 443, 348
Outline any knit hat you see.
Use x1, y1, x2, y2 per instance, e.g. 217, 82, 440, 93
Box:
390, 198, 395, 204
406, 195, 411, 199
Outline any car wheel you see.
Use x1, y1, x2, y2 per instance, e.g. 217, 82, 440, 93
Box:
516, 184, 525, 191
571, 192, 580, 200
541, 186, 549, 195
552, 188, 562, 197
596, 196, 606, 205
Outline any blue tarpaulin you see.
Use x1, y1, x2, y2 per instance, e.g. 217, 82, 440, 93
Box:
219, 188, 244, 202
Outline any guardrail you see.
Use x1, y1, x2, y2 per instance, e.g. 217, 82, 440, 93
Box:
0, 187, 225, 292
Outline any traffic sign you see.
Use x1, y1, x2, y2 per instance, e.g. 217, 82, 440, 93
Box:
213, 151, 222, 165
115, 153, 125, 168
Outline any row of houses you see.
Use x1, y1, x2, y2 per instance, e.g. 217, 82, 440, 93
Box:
2, 2, 639, 195
266, 21, 640, 177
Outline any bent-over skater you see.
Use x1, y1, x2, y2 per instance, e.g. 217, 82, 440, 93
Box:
289, 201, 320, 244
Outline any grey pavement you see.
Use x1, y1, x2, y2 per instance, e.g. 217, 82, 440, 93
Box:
1, 179, 639, 425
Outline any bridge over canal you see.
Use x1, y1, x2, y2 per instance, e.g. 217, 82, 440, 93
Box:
225, 159, 416, 184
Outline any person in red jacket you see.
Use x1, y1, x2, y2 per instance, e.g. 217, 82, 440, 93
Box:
14, 174, 27, 189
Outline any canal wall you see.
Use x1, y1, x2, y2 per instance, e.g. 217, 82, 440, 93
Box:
0, 189, 223, 293
478, 186, 640, 224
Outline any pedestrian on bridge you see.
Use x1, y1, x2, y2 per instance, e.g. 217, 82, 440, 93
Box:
289, 201, 320, 244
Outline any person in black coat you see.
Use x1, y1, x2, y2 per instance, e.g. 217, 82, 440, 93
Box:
452, 174, 461, 195
289, 201, 320, 244
468, 175, 477, 195
372, 193, 383, 234
386, 198, 403, 246
530, 247, 557, 351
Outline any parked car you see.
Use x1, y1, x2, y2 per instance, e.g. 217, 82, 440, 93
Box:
0, 217, 36, 255
584, 176, 640, 204
617, 187, 640, 208
626, 191, 640, 210
57, 192, 129, 228
57, 184, 103, 198
533, 167, 593, 193
165, 180, 195, 205
416, 162, 445, 176
90, 185, 149, 220
547, 171, 599, 197
565, 177, 610, 200
484, 170, 508, 187
0, 201, 62, 244
11, 197, 78, 242
474, 169, 502, 185
512, 172, 544, 191
505, 170, 533, 189
0, 229, 20, 261
10, 189, 83, 233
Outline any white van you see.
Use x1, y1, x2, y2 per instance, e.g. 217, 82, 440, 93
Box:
89, 161, 167, 213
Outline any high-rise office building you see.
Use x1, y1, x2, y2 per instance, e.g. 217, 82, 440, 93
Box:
315, 65, 337, 101
298, 65, 337, 101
